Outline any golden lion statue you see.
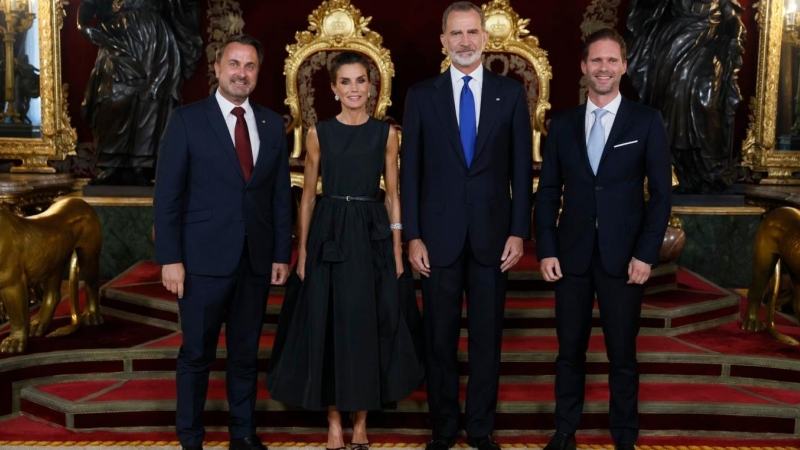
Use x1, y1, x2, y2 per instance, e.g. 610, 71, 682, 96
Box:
0, 198, 103, 353
742, 207, 800, 345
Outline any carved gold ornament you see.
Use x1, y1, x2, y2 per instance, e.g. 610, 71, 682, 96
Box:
742, 0, 800, 183
284, 0, 394, 162
0, 0, 76, 172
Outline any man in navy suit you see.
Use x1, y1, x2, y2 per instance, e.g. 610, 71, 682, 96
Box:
400, 3, 532, 450
534, 28, 671, 450
154, 34, 292, 450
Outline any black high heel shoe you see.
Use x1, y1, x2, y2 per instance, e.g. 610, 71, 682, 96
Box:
349, 412, 370, 450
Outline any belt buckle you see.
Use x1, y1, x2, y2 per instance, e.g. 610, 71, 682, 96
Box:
346, 195, 351, 202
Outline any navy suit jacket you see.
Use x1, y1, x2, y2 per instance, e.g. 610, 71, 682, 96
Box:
401, 68, 533, 267
534, 97, 672, 277
153, 95, 292, 277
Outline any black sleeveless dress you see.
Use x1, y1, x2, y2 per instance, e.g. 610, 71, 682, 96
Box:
267, 117, 424, 411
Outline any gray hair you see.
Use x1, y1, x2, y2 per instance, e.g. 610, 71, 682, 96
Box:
441, 1, 485, 33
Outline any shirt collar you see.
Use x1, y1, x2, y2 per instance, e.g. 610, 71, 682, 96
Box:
586, 92, 622, 117
450, 64, 484, 87
215, 89, 254, 118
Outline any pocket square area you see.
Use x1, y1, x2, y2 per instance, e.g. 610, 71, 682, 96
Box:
613, 140, 639, 148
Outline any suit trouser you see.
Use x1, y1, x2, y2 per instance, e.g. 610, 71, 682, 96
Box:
553, 239, 644, 444
421, 237, 507, 438
175, 242, 271, 446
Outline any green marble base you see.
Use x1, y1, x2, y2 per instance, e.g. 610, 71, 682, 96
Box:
87, 201, 764, 288
95, 205, 154, 280
675, 212, 761, 289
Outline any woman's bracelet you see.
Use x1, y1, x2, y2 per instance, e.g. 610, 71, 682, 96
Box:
390, 223, 402, 230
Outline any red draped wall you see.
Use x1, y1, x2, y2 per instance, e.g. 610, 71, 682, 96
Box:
61, 0, 759, 155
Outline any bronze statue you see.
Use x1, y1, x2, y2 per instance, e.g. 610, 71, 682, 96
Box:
626, 0, 745, 194
0, 198, 103, 353
742, 207, 800, 346
78, 0, 202, 186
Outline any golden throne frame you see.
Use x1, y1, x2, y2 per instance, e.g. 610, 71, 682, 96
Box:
284, 0, 395, 190
441, 0, 552, 163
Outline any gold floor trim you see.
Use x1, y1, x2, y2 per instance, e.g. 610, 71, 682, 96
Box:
0, 442, 796, 449
672, 206, 766, 215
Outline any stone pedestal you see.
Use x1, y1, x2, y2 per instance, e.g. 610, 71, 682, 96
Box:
0, 173, 76, 216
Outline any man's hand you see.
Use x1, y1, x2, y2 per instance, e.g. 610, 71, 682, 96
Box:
627, 257, 651, 285
272, 263, 289, 285
500, 236, 524, 272
408, 239, 431, 277
162, 263, 186, 299
540, 257, 562, 282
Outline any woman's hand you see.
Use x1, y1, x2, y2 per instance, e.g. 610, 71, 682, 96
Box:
394, 245, 404, 279
297, 249, 307, 281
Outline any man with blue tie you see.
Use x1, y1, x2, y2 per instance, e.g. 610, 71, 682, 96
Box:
400, 3, 532, 450
154, 35, 292, 450
534, 28, 671, 450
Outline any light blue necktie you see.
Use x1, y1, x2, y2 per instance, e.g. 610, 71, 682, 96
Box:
587, 108, 608, 175
459, 75, 476, 168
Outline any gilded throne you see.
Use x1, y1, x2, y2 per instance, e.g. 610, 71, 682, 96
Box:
441, 0, 552, 166
284, 0, 395, 193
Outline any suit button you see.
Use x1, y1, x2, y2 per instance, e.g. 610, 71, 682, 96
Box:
595, 186, 602, 191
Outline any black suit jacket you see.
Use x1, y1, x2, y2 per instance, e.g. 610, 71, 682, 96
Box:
154, 95, 292, 277
534, 97, 672, 277
401, 68, 533, 267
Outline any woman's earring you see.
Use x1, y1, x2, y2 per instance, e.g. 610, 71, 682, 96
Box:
335, 94, 340, 101
368, 92, 372, 98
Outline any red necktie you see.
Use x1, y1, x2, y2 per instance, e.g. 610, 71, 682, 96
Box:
231, 106, 253, 181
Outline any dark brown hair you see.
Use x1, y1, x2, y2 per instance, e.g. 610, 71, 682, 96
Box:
328, 51, 371, 84
583, 28, 627, 62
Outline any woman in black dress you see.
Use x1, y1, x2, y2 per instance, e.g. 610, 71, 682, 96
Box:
267, 52, 424, 450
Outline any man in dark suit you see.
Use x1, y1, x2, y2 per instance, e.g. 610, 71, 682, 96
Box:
400, 3, 532, 450
154, 34, 292, 450
534, 28, 671, 450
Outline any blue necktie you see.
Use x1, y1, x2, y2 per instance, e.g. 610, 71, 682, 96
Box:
587, 108, 608, 175
459, 75, 476, 168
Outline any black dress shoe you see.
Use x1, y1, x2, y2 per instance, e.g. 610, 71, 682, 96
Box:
543, 432, 576, 450
230, 435, 268, 450
181, 447, 203, 450
616, 444, 636, 450
466, 435, 500, 450
425, 437, 455, 450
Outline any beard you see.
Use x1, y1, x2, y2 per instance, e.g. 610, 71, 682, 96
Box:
450, 47, 483, 67
220, 77, 253, 102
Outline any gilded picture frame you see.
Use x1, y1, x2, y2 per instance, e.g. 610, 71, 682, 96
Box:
0, 0, 76, 173
742, 0, 800, 183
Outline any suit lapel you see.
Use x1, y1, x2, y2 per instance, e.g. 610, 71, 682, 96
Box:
573, 103, 593, 176
432, 71, 468, 168
597, 97, 633, 175
248, 104, 269, 184
473, 69, 501, 166
204, 95, 245, 181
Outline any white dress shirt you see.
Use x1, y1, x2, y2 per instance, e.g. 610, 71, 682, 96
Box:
215, 89, 260, 163
450, 64, 483, 129
584, 92, 622, 146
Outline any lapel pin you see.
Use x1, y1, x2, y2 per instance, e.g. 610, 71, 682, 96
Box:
261, 120, 266, 123
496, 98, 500, 101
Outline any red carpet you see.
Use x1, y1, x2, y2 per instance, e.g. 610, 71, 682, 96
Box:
2, 246, 800, 446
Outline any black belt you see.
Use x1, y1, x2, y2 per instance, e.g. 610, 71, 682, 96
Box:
323, 194, 380, 202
